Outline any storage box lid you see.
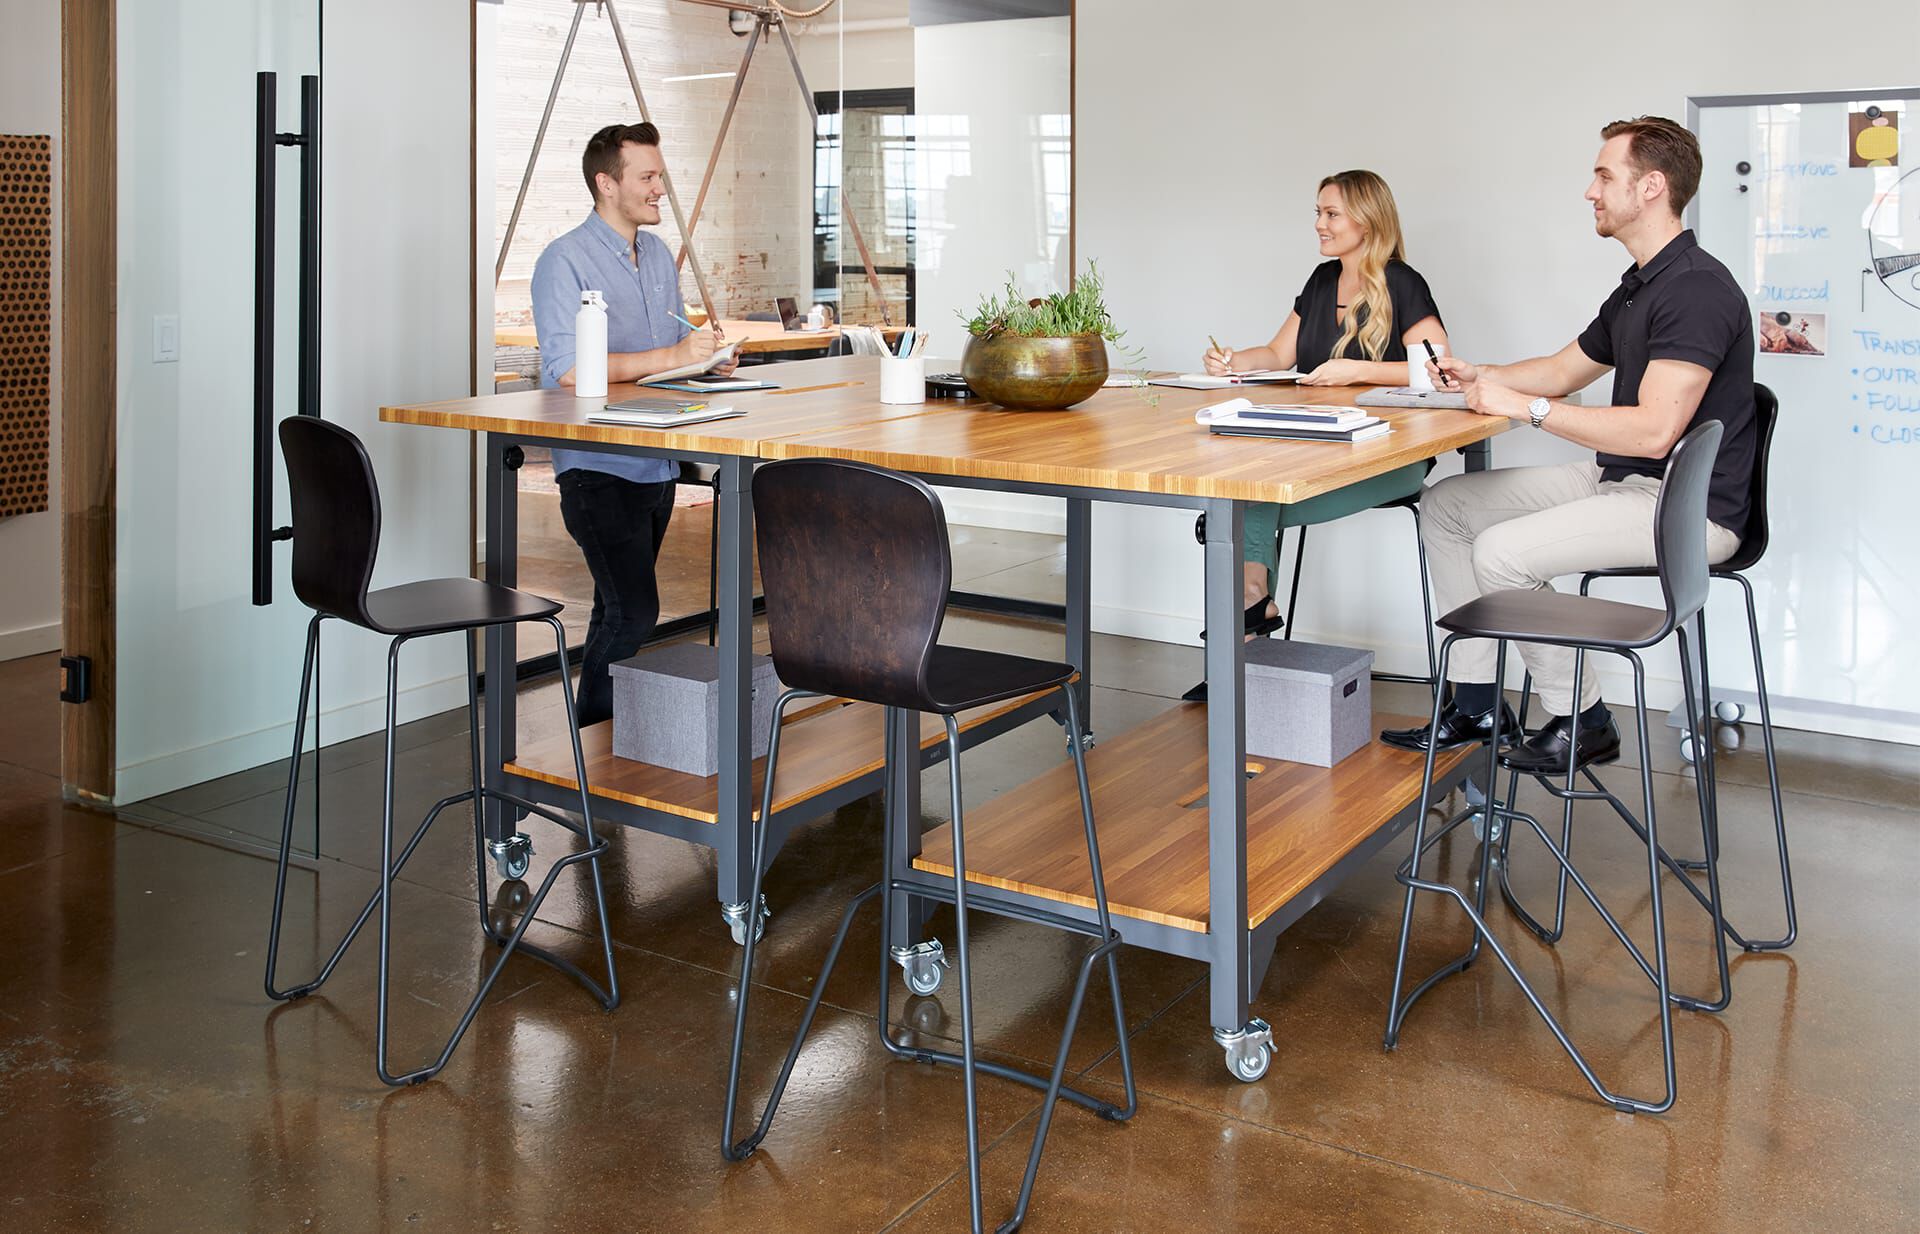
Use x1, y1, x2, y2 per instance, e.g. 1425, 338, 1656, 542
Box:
609, 643, 776, 689
1243, 638, 1374, 685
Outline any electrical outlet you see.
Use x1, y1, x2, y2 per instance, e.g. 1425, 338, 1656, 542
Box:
153, 315, 180, 363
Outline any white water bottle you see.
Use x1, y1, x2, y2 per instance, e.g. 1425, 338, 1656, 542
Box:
574, 290, 608, 398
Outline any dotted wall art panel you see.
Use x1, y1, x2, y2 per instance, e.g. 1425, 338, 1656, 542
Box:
0, 134, 53, 521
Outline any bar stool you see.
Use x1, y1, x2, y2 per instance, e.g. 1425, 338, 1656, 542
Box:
1576, 383, 1796, 951
263, 417, 619, 1086
722, 458, 1136, 1234
1383, 421, 1730, 1114
1187, 460, 1437, 699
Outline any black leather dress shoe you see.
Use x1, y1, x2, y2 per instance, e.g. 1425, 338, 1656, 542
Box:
1379, 702, 1518, 754
1499, 713, 1622, 775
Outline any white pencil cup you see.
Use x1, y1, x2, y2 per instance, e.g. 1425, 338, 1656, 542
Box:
1408, 342, 1445, 391
880, 354, 926, 405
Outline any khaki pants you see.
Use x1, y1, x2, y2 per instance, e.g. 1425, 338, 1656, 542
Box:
1421, 462, 1740, 716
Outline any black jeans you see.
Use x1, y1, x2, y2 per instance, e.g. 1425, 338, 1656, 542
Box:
556, 469, 677, 727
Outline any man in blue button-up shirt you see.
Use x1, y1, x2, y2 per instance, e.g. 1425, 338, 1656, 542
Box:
530, 121, 737, 725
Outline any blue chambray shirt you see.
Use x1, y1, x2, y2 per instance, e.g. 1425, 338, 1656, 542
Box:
530, 211, 686, 483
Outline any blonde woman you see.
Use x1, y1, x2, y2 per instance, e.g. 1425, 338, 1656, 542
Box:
1185, 171, 1447, 698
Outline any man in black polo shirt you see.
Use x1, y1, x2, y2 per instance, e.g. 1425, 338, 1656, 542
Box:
1382, 116, 1754, 773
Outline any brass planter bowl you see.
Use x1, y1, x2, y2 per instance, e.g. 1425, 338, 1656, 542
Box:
960, 333, 1109, 411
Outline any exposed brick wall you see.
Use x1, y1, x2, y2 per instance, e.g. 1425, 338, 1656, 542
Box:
492, 0, 811, 326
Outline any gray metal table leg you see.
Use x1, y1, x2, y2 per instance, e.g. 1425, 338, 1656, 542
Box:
1065, 497, 1094, 736
1201, 497, 1270, 1081
714, 457, 758, 933
885, 704, 933, 953
482, 436, 519, 846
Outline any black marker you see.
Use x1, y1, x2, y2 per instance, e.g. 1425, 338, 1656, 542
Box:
1421, 338, 1453, 388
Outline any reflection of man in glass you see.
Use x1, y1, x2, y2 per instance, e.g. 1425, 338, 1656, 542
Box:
530, 123, 737, 725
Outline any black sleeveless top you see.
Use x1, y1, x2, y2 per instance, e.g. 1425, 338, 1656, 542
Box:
1291, 259, 1444, 370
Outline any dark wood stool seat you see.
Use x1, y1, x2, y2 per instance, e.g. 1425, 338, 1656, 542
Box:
361, 578, 562, 637
926, 646, 1076, 713
1437, 589, 1669, 649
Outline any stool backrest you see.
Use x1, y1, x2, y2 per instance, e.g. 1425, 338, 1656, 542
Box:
752, 458, 950, 710
278, 416, 381, 628
1723, 383, 1778, 573
1653, 419, 1724, 629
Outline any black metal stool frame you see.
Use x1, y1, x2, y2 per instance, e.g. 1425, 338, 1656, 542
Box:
723, 689, 1135, 1233
264, 615, 619, 1086
1486, 649, 1734, 1019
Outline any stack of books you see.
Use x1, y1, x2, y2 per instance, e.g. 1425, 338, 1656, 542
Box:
1199, 400, 1391, 442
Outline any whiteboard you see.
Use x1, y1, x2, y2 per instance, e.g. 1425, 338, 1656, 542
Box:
1693, 90, 1920, 742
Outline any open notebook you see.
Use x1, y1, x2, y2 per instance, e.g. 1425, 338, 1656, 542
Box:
638, 341, 744, 386
1151, 369, 1301, 390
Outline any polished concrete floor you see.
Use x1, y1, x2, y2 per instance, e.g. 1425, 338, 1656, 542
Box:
2, 536, 1917, 1230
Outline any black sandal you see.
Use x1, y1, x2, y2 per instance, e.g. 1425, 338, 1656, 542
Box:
1198, 596, 1284, 641
1184, 599, 1283, 701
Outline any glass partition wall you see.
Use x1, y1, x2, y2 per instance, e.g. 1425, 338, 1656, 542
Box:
479, 0, 1073, 667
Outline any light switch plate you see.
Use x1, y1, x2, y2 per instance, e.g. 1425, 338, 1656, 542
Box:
153, 315, 180, 363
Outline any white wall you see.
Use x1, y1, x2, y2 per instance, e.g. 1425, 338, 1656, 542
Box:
115, 1, 474, 803
0, 0, 62, 662
1077, 0, 1920, 715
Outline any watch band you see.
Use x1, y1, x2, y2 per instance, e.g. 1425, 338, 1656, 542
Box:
1528, 397, 1552, 430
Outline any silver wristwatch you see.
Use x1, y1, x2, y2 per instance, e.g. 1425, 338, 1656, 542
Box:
1527, 397, 1553, 430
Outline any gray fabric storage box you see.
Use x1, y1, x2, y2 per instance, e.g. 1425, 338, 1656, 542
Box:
1244, 639, 1374, 767
610, 644, 782, 777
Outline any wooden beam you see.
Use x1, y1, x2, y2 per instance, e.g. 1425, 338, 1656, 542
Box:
60, 0, 116, 802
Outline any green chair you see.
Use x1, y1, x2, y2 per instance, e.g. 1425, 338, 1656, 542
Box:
1186, 460, 1436, 700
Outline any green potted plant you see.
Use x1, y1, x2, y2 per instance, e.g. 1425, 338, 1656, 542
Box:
959, 262, 1127, 411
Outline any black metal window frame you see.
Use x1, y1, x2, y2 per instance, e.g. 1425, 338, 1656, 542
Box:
813, 87, 916, 323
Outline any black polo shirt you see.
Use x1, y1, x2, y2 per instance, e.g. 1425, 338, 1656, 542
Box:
1576, 230, 1756, 533
1292, 259, 1444, 370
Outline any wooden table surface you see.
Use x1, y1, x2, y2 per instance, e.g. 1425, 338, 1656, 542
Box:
380, 356, 925, 456
492, 319, 900, 354
384, 357, 1505, 501
758, 374, 1508, 505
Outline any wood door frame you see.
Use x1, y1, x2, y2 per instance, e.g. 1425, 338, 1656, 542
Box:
60, 0, 115, 803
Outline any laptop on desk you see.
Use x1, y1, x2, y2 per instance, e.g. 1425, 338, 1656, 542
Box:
777, 296, 803, 331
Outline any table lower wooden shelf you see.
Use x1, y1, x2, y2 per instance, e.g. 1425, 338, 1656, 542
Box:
911, 705, 1475, 934
505, 691, 1051, 826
